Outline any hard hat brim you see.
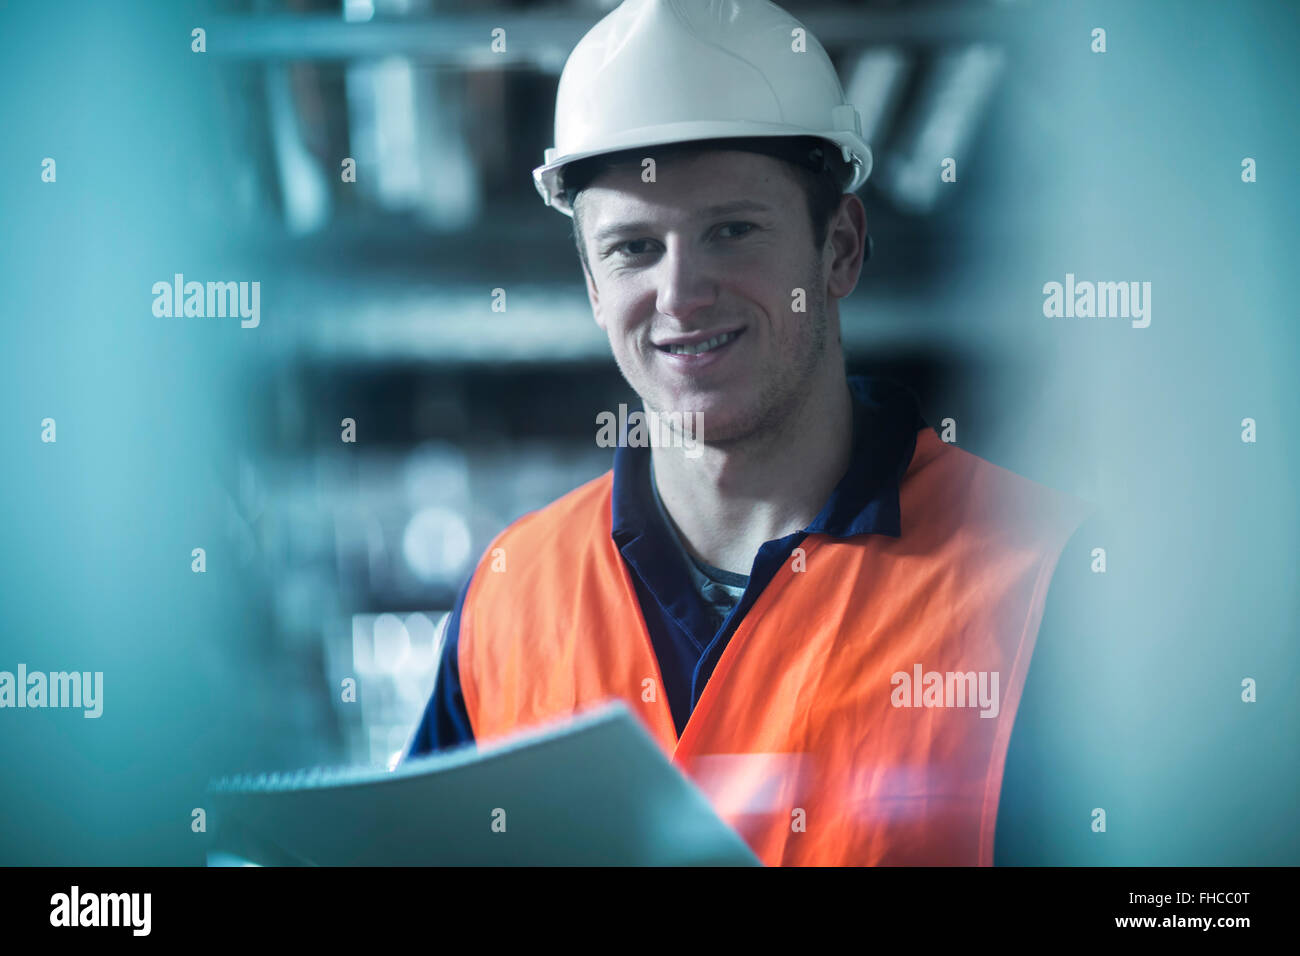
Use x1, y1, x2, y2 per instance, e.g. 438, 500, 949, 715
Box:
533, 120, 873, 217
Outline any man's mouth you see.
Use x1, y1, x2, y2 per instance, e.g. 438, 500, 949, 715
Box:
655, 329, 744, 356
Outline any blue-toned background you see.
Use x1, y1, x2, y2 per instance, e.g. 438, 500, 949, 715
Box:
0, 0, 1295, 864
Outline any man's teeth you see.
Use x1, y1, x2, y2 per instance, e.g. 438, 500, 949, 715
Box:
665, 331, 739, 355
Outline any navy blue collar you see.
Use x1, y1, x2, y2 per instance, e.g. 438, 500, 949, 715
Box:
611, 374, 927, 546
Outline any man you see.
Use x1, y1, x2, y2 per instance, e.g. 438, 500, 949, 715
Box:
405, 0, 1093, 866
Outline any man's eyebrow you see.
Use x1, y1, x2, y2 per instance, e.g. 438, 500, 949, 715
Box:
590, 200, 775, 245
694, 200, 774, 219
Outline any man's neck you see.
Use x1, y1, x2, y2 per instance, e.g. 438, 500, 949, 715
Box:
650, 369, 855, 576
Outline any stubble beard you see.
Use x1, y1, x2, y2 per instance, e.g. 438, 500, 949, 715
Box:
633, 259, 832, 452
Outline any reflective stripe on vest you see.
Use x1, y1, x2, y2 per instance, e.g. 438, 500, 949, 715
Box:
458, 428, 1090, 865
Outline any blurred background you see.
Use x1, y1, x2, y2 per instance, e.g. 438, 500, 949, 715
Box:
0, 0, 1296, 864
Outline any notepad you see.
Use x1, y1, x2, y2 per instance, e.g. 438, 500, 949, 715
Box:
206, 700, 761, 866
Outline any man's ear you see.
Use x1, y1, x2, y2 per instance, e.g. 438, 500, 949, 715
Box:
583, 260, 605, 329
826, 193, 867, 301
573, 203, 605, 328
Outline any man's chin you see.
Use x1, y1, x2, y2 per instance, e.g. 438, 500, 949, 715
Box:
638, 383, 774, 443
652, 407, 762, 448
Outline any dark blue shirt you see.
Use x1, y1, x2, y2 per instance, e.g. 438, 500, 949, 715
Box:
403, 374, 1099, 864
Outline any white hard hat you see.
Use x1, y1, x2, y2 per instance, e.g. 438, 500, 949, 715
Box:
533, 0, 873, 217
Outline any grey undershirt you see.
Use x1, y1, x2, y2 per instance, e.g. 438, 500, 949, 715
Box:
649, 461, 749, 635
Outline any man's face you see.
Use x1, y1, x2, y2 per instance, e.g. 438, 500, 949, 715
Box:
575, 150, 837, 446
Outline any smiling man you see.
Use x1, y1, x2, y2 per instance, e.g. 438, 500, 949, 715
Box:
574, 143, 864, 576
405, 0, 1092, 866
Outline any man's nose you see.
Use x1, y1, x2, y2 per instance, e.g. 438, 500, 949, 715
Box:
654, 244, 718, 320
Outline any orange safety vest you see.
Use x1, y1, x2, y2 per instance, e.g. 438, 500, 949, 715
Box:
457, 427, 1089, 865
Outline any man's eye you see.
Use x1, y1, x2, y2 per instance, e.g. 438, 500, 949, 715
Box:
717, 222, 755, 239
614, 239, 656, 257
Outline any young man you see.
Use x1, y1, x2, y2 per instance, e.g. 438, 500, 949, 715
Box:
405, 0, 1093, 866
